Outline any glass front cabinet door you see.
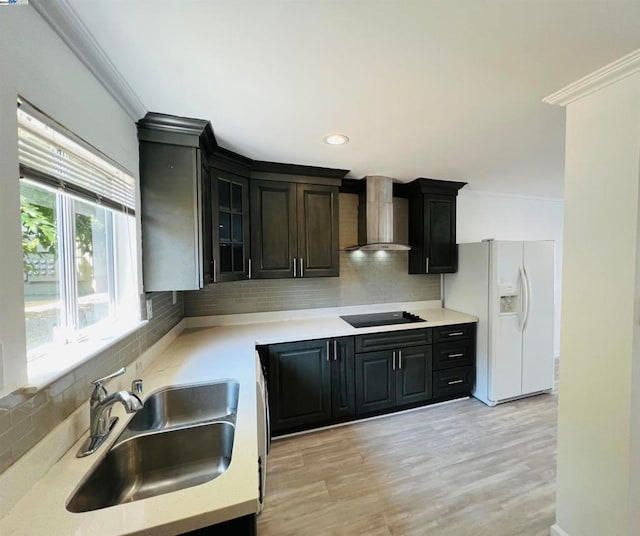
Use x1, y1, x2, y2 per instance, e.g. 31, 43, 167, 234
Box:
212, 170, 250, 282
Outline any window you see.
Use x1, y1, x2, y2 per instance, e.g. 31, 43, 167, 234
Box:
18, 101, 139, 377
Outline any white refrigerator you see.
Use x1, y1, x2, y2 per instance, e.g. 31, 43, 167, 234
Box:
444, 240, 555, 406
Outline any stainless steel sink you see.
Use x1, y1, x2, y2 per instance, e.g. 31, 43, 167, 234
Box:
67, 380, 240, 513
122, 381, 239, 435
67, 421, 235, 513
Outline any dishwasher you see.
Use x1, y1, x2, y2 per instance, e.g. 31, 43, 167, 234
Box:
256, 351, 270, 512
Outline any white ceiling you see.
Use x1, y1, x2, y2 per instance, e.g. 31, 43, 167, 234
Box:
67, 0, 640, 198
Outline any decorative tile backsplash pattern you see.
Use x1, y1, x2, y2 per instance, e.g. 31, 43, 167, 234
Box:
184, 251, 440, 316
184, 193, 441, 316
0, 291, 184, 475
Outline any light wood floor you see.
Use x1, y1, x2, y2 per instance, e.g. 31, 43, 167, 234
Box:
258, 392, 557, 536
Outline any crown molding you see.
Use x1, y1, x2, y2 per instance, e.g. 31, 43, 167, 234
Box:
30, 0, 147, 121
543, 48, 640, 107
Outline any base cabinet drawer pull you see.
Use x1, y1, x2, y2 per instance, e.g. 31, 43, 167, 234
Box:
448, 353, 464, 358
448, 331, 464, 337
447, 379, 464, 385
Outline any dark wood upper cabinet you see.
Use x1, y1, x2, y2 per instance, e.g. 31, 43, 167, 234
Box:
212, 170, 250, 282
250, 180, 297, 279
250, 167, 344, 279
297, 184, 339, 277
138, 116, 350, 286
138, 113, 216, 291
404, 178, 466, 274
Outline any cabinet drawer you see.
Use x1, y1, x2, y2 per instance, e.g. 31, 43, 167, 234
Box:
433, 366, 474, 398
433, 323, 474, 343
433, 339, 474, 370
355, 328, 432, 353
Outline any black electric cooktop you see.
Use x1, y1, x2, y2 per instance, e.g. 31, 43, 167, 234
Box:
340, 311, 426, 329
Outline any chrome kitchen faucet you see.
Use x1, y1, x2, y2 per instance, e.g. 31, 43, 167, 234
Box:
77, 367, 143, 458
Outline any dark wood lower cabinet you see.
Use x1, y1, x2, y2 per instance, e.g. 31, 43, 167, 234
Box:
264, 323, 476, 436
268, 340, 332, 433
395, 345, 432, 406
355, 350, 395, 415
331, 337, 356, 418
355, 345, 432, 415
267, 337, 355, 434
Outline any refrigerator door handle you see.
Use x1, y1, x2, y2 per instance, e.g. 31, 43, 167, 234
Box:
523, 266, 532, 331
518, 266, 527, 332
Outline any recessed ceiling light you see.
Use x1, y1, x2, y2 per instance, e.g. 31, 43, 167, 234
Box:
323, 133, 349, 145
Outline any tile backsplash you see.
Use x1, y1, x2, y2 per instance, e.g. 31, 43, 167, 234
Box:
185, 251, 440, 316
185, 193, 441, 316
0, 291, 183, 475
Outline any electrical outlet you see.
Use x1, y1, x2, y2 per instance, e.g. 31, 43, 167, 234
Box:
146, 299, 153, 320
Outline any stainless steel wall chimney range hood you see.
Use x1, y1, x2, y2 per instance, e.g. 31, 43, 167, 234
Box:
345, 176, 411, 251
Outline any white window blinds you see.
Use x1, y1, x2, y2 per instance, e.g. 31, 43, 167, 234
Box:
17, 102, 136, 212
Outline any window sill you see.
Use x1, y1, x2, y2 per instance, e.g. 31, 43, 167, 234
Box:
24, 320, 149, 393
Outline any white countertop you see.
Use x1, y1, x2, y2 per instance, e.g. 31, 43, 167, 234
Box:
0, 305, 477, 536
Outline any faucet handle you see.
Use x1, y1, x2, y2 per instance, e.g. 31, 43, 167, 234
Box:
131, 379, 143, 394
91, 367, 126, 388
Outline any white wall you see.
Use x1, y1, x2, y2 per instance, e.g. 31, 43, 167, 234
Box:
553, 71, 640, 536
0, 5, 139, 397
456, 190, 564, 356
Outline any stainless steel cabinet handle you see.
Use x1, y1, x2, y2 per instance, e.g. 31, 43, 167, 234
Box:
248, 258, 252, 279
448, 331, 464, 337
399, 350, 403, 369
448, 353, 464, 358
326, 340, 331, 361
300, 258, 304, 278
293, 258, 297, 278
333, 339, 338, 361
425, 257, 429, 274
448, 379, 464, 385
213, 258, 217, 283
392, 351, 396, 371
